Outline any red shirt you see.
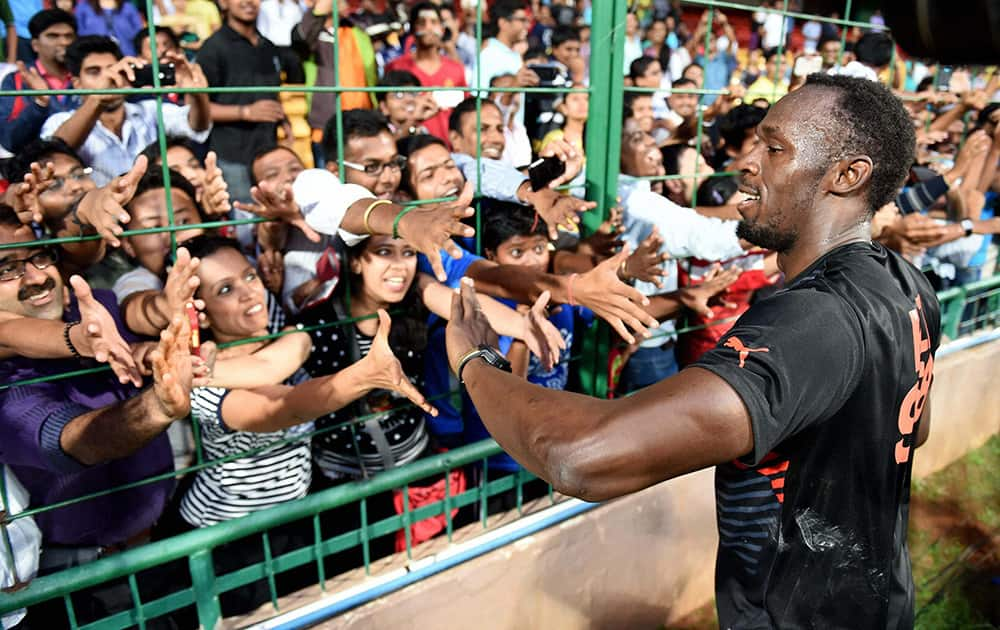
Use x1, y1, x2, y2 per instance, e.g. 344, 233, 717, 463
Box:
386, 53, 467, 142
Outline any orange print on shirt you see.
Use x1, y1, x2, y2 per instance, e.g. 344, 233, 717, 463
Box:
724, 336, 770, 368
895, 294, 934, 464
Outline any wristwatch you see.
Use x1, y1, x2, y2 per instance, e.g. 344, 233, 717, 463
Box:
961, 218, 975, 237
457, 344, 512, 383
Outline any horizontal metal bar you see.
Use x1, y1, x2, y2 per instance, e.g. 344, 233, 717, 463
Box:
0, 85, 591, 98
679, 0, 889, 30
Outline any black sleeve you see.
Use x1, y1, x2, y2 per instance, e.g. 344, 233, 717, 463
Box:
195, 40, 224, 100
693, 287, 865, 465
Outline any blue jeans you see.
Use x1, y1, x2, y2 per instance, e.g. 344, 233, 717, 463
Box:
619, 343, 679, 394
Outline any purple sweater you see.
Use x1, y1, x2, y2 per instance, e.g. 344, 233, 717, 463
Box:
74, 1, 145, 57
0, 290, 173, 547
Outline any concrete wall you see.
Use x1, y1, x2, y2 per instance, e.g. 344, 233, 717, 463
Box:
305, 339, 1000, 630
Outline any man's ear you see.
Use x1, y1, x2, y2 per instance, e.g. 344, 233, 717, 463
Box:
827, 155, 873, 198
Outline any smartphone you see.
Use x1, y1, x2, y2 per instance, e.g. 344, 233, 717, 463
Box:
527, 63, 561, 83
935, 66, 953, 92
131, 63, 176, 88
528, 156, 566, 191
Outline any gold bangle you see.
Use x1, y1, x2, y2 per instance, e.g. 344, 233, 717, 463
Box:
363, 199, 392, 235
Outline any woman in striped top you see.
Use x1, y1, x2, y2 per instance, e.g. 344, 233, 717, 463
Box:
170, 235, 435, 530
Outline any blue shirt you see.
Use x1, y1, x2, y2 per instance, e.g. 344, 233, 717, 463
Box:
694, 52, 738, 104
0, 290, 173, 547
9, 0, 40, 38
74, 0, 145, 56
0, 64, 78, 153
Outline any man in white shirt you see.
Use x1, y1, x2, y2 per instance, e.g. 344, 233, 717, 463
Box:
256, 0, 305, 83
41, 36, 211, 186
474, 0, 537, 126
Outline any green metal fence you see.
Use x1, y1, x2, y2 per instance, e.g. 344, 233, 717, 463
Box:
2, 0, 999, 628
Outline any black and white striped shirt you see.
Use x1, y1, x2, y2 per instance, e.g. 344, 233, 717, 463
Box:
179, 294, 314, 528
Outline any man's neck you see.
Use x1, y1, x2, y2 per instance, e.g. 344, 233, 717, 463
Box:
414, 44, 440, 63
496, 34, 516, 49
777, 219, 870, 282
227, 18, 259, 43
99, 104, 127, 137
38, 58, 68, 79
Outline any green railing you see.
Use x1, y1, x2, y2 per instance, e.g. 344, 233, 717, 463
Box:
2, 0, 999, 628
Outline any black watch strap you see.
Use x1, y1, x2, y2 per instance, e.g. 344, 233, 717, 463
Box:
457, 344, 512, 383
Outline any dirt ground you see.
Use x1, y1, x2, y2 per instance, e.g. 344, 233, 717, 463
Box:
667, 435, 1000, 630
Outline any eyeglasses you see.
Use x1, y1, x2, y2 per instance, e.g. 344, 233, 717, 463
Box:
0, 249, 59, 282
342, 156, 407, 176
41, 167, 93, 195
388, 91, 419, 101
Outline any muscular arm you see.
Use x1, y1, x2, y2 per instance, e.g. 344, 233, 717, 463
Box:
461, 361, 753, 501
60, 386, 176, 466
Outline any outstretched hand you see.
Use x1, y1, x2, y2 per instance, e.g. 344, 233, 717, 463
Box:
150, 313, 193, 419
361, 310, 438, 416
519, 291, 566, 372
446, 278, 500, 375
200, 151, 231, 217
163, 247, 203, 319
74, 155, 148, 247
396, 181, 476, 282
5, 161, 53, 225
572, 248, 659, 345
235, 180, 322, 243
622, 226, 669, 287
679, 264, 741, 319
69, 275, 142, 386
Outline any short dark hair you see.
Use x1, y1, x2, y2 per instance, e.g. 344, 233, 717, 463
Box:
622, 91, 652, 121
397, 134, 449, 196
718, 104, 767, 152
378, 69, 421, 103
180, 234, 244, 268
248, 145, 302, 185
853, 32, 893, 68
65, 35, 122, 76
818, 34, 841, 50
448, 97, 502, 135
803, 73, 915, 214
629, 56, 659, 81
28, 9, 77, 38
550, 25, 580, 50
140, 137, 202, 166
322, 109, 392, 162
133, 25, 179, 58
481, 198, 548, 254
660, 144, 685, 176
127, 168, 205, 222
672, 77, 697, 91
5, 138, 83, 184
490, 0, 526, 23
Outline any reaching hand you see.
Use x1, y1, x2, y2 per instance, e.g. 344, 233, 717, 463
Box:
518, 291, 566, 372
150, 314, 194, 419
572, 249, 659, 344
527, 188, 595, 239
622, 226, 669, 287
235, 180, 321, 242
244, 99, 286, 123
679, 264, 741, 319
360, 310, 438, 416
446, 278, 500, 374
200, 152, 231, 217
69, 275, 142, 386
73, 155, 148, 247
163, 247, 203, 319
396, 180, 476, 282
6, 161, 52, 225
258, 249, 284, 295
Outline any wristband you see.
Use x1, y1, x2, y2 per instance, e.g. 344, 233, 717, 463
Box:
456, 347, 485, 384
566, 273, 579, 307
961, 218, 975, 237
363, 199, 392, 235
63, 321, 83, 360
392, 206, 416, 240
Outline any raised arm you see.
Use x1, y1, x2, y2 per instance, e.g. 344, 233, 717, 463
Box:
218, 310, 436, 432
446, 280, 753, 502
207, 328, 311, 388
122, 247, 201, 336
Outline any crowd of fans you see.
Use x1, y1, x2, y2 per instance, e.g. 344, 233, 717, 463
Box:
1, 0, 999, 626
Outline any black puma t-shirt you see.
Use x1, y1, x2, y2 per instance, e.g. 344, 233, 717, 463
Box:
694, 241, 940, 630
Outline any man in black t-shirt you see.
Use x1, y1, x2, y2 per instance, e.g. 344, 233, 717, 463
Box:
444, 73, 937, 629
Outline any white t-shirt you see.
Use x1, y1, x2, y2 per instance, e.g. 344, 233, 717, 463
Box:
1, 467, 41, 630
762, 12, 786, 50
112, 265, 164, 304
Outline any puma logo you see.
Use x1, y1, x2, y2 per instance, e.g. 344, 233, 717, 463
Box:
724, 336, 769, 368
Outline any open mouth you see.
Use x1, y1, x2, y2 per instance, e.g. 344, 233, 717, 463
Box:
25, 288, 54, 307
482, 146, 502, 159
736, 186, 761, 214
245, 303, 263, 316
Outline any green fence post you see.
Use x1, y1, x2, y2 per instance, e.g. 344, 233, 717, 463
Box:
189, 549, 221, 629
579, 0, 628, 397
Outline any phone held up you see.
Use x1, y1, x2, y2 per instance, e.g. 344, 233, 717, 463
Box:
528, 156, 566, 191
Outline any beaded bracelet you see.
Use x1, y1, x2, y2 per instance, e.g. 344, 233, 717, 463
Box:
63, 321, 83, 360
